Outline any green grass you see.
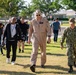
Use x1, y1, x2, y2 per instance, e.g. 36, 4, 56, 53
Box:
61, 23, 69, 26
0, 39, 76, 75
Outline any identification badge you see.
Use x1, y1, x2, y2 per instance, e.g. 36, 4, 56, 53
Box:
39, 22, 43, 24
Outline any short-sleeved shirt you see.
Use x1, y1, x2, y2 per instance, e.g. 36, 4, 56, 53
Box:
19, 22, 29, 36
52, 21, 60, 30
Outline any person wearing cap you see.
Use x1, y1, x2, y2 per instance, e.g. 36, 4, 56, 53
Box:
61, 18, 76, 73
2, 17, 21, 65
28, 9, 51, 72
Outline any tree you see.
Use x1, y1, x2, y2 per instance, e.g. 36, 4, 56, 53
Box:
62, 0, 76, 11
31, 0, 62, 18
0, 0, 25, 17
19, 4, 34, 19
19, 0, 63, 19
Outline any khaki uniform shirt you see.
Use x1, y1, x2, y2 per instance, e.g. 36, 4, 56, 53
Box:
29, 17, 51, 44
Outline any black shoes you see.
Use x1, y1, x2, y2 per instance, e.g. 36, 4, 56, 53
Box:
19, 49, 21, 53
68, 68, 73, 73
74, 62, 76, 67
68, 66, 73, 73
22, 50, 24, 53
30, 64, 45, 72
19, 49, 24, 53
41, 65, 45, 68
30, 65, 35, 72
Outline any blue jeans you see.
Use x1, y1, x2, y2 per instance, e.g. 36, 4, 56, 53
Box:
53, 30, 58, 42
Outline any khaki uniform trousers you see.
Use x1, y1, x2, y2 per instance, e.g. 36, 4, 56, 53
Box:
31, 33, 46, 65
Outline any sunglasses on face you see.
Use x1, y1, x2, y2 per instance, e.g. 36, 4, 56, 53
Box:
36, 14, 40, 16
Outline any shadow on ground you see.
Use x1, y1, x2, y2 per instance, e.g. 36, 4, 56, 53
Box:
46, 53, 65, 56
36, 65, 76, 74
17, 55, 30, 58
47, 45, 60, 48
24, 48, 32, 50
25, 44, 32, 46
3, 64, 76, 75
0, 70, 36, 75
15, 63, 30, 68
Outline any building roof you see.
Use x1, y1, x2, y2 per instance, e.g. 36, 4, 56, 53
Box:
55, 9, 76, 16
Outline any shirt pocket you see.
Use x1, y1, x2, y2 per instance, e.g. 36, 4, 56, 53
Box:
32, 23, 39, 32
40, 24, 46, 32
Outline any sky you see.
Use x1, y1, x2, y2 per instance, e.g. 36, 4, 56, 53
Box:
24, 0, 31, 4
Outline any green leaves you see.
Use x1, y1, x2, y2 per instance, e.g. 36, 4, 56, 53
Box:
0, 0, 25, 17
2, 0, 75, 18
62, 0, 76, 11
31, 0, 62, 17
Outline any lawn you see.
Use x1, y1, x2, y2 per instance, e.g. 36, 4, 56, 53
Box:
61, 23, 69, 27
0, 39, 76, 75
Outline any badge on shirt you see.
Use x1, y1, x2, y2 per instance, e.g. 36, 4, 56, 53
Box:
39, 22, 43, 24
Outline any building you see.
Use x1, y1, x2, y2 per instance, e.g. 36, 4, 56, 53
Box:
52, 9, 76, 19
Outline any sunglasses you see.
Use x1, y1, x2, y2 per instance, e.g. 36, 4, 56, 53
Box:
36, 14, 40, 16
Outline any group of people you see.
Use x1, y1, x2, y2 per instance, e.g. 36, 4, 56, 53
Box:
1, 17, 29, 65
0, 9, 76, 73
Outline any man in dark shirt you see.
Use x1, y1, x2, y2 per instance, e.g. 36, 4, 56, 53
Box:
18, 17, 29, 53
51, 18, 61, 42
3, 17, 22, 65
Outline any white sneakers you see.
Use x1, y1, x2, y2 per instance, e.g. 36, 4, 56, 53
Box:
6, 58, 10, 64
11, 61, 15, 65
6, 58, 15, 65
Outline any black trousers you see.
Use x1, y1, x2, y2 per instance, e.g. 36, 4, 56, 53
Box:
0, 48, 3, 54
53, 30, 58, 42
0, 40, 3, 54
6, 40, 17, 62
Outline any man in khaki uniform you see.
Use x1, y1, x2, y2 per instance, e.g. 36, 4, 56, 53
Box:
28, 10, 51, 72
